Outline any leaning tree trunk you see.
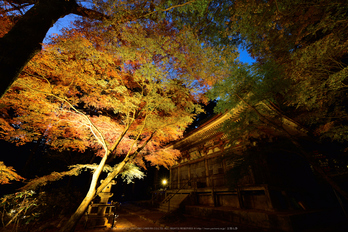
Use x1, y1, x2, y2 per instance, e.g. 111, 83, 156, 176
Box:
59, 156, 129, 232
0, 0, 78, 98
59, 150, 109, 232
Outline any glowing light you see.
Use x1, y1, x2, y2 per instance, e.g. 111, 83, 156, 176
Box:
162, 179, 167, 185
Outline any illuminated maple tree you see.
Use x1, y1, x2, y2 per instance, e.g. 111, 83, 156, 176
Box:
0, 0, 212, 98
0, 13, 231, 230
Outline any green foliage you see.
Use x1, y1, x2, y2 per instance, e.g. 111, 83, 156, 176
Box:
168, 0, 236, 46
208, 60, 289, 111
205, 0, 348, 197
0, 187, 87, 229
207, 59, 291, 145
0, 190, 39, 229
120, 163, 145, 184
208, 0, 348, 144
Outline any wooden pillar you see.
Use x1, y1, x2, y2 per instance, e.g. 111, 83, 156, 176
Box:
205, 158, 209, 187
169, 168, 172, 189
237, 187, 244, 209
177, 166, 180, 189
264, 185, 276, 211
188, 164, 191, 188
211, 189, 217, 207
222, 154, 227, 186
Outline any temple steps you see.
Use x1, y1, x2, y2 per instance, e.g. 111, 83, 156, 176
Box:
158, 193, 189, 212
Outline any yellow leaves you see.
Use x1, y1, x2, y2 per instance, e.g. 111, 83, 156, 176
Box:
145, 149, 181, 169
0, 11, 229, 173
0, 161, 25, 184
51, 138, 88, 153
19, 165, 87, 191
0, 117, 14, 136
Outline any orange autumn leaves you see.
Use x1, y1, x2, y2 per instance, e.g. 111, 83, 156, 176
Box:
0, 161, 25, 184
0, 18, 228, 167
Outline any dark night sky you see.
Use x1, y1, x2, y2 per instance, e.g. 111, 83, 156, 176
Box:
0, 139, 169, 201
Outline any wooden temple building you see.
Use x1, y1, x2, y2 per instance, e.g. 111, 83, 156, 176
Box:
158, 105, 345, 231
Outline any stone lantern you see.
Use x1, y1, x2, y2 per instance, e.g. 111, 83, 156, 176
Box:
85, 180, 118, 228
98, 180, 115, 203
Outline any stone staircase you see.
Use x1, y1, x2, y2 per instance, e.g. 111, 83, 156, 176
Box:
158, 192, 190, 212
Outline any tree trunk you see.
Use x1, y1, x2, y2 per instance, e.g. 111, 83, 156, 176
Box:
0, 0, 78, 98
59, 150, 108, 232
60, 119, 135, 231
59, 156, 129, 232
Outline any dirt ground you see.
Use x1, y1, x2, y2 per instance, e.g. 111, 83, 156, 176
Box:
3, 202, 346, 232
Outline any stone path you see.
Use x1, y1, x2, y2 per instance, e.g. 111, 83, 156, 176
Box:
81, 202, 274, 232
116, 203, 272, 232
114, 206, 163, 231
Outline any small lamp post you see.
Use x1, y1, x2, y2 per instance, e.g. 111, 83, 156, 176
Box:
161, 179, 168, 201
162, 179, 168, 192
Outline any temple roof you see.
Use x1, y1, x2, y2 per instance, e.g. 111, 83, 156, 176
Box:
168, 101, 248, 150
168, 100, 306, 151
